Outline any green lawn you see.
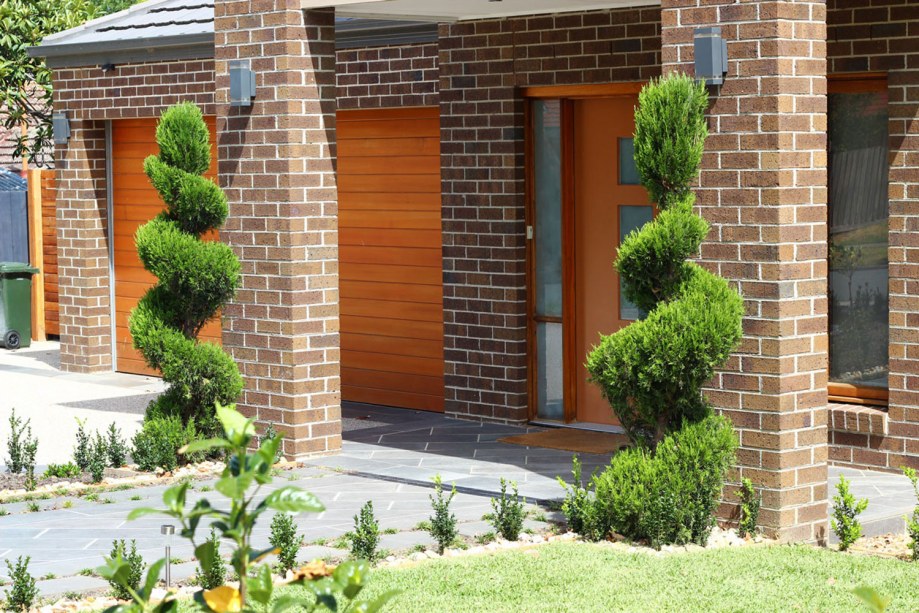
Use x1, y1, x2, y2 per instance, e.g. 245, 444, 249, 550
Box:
299, 542, 915, 612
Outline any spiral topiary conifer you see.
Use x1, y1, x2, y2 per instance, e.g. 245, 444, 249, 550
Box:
129, 102, 242, 433
586, 74, 744, 449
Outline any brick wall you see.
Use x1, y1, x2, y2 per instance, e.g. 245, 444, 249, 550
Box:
827, 0, 919, 472
661, 0, 829, 542
337, 43, 438, 110
439, 7, 661, 422
51, 59, 215, 374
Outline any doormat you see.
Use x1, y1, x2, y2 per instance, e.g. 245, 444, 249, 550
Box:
498, 428, 630, 455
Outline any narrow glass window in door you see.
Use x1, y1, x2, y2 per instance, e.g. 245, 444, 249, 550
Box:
828, 85, 889, 395
618, 205, 653, 321
532, 100, 564, 420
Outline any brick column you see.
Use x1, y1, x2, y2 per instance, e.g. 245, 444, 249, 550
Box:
214, 2, 340, 458
438, 20, 528, 424
52, 116, 112, 373
888, 58, 919, 471
661, 1, 829, 541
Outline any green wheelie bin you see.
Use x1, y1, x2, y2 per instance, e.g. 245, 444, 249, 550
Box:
0, 262, 39, 350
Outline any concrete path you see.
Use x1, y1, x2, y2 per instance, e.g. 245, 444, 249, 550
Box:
0, 341, 164, 467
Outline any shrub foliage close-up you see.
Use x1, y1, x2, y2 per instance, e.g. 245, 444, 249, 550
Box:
130, 102, 242, 436
585, 73, 744, 449
563, 73, 743, 549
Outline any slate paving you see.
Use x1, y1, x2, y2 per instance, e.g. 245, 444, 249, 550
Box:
2, 344, 917, 599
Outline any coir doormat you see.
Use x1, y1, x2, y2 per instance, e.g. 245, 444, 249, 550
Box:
499, 428, 630, 455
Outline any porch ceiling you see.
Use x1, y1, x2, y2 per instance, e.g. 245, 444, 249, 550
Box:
301, 0, 659, 22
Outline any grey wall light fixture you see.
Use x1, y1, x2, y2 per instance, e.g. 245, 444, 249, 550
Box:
230, 59, 256, 107
694, 27, 728, 86
52, 112, 70, 144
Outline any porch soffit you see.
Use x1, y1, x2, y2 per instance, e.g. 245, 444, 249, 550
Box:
302, 0, 660, 22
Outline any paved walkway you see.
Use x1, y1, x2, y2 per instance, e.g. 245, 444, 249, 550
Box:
1, 342, 917, 597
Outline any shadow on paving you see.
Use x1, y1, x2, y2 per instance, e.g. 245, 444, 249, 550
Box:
301, 402, 618, 503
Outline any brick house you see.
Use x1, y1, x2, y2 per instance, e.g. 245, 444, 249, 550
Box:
30, 0, 919, 541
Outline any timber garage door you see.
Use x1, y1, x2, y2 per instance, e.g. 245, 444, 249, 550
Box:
111, 117, 221, 376
111, 109, 445, 413
338, 107, 445, 412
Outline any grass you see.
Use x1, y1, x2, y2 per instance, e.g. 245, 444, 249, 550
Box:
264, 542, 918, 612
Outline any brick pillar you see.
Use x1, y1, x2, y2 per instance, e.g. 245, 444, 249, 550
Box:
661, 1, 829, 541
214, 2, 341, 458
438, 21, 528, 424
888, 58, 919, 471
53, 117, 112, 373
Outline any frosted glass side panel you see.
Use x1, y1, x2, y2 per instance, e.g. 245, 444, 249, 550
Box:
619, 138, 640, 185
536, 322, 564, 420
533, 99, 563, 318
619, 205, 654, 321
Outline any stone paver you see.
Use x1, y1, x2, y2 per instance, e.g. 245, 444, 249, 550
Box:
2, 342, 917, 597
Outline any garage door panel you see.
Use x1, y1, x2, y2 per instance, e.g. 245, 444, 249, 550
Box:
341, 263, 441, 285
342, 368, 444, 397
339, 192, 440, 211
340, 245, 440, 267
341, 280, 442, 304
341, 350, 443, 378
337, 137, 440, 158
112, 117, 219, 375
342, 386, 443, 413
340, 228, 440, 249
341, 315, 442, 341
338, 155, 439, 176
337, 117, 439, 140
340, 299, 442, 325
339, 210, 440, 231
339, 174, 439, 195
342, 333, 443, 360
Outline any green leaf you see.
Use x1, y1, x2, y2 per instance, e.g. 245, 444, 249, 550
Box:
181, 438, 231, 455
141, 559, 166, 600
162, 482, 190, 515
306, 578, 338, 612
195, 541, 215, 572
853, 587, 891, 613
350, 590, 401, 613
126, 506, 162, 521
101, 605, 141, 613
96, 556, 132, 588
246, 564, 274, 607
216, 403, 255, 442
333, 560, 369, 600
248, 546, 279, 564
270, 595, 304, 613
258, 435, 283, 467
263, 487, 325, 514
216, 472, 255, 499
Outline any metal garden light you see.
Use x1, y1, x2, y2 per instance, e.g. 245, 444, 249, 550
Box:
161, 524, 175, 587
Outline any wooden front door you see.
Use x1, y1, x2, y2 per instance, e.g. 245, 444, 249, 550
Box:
528, 90, 649, 426
574, 97, 651, 425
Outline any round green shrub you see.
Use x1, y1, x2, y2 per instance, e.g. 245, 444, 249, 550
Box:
586, 73, 744, 448
131, 415, 202, 472
130, 102, 242, 433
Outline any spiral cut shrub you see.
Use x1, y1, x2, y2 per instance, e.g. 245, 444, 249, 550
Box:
586, 73, 744, 448
130, 103, 242, 434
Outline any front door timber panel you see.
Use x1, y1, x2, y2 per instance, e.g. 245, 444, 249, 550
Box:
527, 89, 648, 426
574, 96, 650, 426
111, 117, 221, 376
338, 107, 445, 413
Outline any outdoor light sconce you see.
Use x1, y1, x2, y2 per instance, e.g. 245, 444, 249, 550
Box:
229, 60, 256, 107
52, 112, 71, 145
694, 27, 728, 86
